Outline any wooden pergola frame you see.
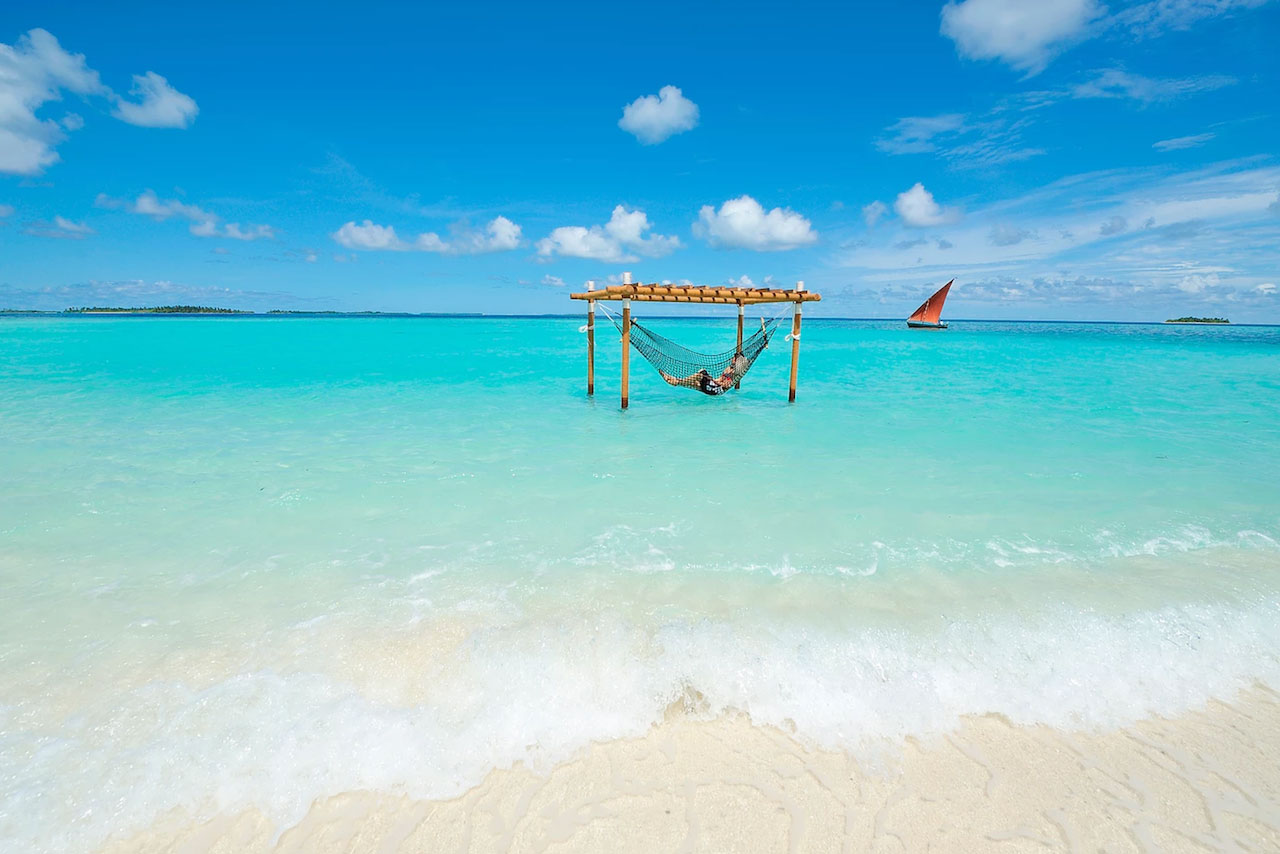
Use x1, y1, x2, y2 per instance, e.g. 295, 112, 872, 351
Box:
570, 272, 822, 409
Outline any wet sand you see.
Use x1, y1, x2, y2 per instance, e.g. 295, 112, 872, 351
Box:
102, 684, 1280, 853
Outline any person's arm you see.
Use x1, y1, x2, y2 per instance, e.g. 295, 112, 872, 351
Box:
715, 357, 747, 389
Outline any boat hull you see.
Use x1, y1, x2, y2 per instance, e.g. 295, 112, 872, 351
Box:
907, 321, 948, 329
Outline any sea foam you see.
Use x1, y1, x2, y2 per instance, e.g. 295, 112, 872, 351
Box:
3, 553, 1279, 853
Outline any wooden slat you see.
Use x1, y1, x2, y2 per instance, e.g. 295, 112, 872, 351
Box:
570, 285, 821, 304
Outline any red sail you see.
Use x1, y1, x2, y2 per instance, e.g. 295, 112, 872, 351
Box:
908, 280, 953, 325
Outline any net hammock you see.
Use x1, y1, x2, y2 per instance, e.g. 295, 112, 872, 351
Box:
596, 303, 784, 396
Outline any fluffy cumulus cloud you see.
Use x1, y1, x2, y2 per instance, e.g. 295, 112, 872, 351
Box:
618, 85, 699, 144
894, 183, 961, 227
332, 219, 399, 250
537, 205, 680, 262
940, 0, 1105, 74
97, 190, 274, 240
0, 29, 197, 175
694, 195, 817, 250
112, 71, 198, 128
0, 29, 105, 174
332, 216, 524, 254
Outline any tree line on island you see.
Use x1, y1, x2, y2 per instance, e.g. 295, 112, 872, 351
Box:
65, 305, 251, 314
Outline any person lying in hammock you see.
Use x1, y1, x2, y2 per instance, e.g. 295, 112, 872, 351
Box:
660, 352, 751, 396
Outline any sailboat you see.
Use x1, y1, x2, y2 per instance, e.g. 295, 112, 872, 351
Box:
907, 279, 953, 329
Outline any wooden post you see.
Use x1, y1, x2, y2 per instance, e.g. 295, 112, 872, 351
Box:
788, 281, 804, 402
586, 281, 595, 395
621, 297, 631, 409
735, 301, 744, 389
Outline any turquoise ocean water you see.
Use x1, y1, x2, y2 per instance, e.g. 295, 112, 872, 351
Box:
2, 315, 1279, 849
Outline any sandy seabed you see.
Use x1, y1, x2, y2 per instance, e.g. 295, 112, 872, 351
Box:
102, 685, 1280, 853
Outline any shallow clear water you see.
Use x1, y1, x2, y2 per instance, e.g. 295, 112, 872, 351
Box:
1, 316, 1279, 849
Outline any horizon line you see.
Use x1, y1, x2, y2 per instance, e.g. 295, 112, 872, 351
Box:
0, 309, 1273, 327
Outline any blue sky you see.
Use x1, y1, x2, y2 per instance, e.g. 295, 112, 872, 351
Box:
1, 0, 1278, 319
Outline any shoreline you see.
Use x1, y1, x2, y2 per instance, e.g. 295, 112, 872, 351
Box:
101, 683, 1280, 853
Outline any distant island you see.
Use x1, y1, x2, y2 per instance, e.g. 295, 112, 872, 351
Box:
1165, 316, 1229, 324
66, 305, 252, 314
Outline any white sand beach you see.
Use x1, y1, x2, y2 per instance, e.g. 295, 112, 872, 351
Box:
103, 685, 1280, 853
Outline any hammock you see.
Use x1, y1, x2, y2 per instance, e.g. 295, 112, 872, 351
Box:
597, 304, 783, 395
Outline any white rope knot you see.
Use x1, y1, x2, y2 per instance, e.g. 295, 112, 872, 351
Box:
579, 323, 594, 333
785, 332, 800, 342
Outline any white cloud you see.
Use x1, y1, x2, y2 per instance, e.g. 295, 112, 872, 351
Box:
112, 71, 198, 128
618, 85, 699, 144
416, 216, 523, 254
537, 205, 680, 262
480, 215, 522, 251
940, 0, 1105, 74
1153, 133, 1216, 151
942, 0, 1271, 73
894, 183, 961, 228
99, 190, 273, 240
862, 200, 888, 227
694, 195, 817, 250
726, 275, 755, 287
333, 215, 523, 254
111, 189, 206, 222
1270, 194, 1280, 215
0, 29, 105, 174
836, 162, 1280, 316
0, 29, 196, 175
540, 274, 566, 287
223, 223, 275, 241
1071, 69, 1234, 102
53, 215, 92, 233
333, 219, 404, 250
23, 215, 94, 239
0, 203, 13, 218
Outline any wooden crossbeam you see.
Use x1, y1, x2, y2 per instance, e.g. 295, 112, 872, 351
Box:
570, 283, 821, 303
